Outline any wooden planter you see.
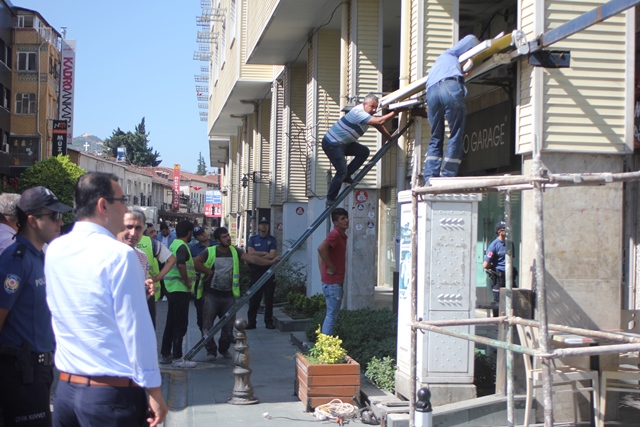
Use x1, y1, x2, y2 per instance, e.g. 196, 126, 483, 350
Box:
295, 352, 360, 412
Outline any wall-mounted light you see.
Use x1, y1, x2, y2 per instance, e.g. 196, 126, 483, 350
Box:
241, 174, 249, 188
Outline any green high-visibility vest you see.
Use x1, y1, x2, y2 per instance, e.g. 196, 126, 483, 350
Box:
165, 239, 196, 293
137, 236, 162, 301
203, 246, 240, 297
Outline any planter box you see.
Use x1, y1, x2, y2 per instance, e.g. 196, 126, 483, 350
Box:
295, 352, 360, 412
272, 307, 311, 332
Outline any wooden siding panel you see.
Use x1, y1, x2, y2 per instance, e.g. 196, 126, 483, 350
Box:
259, 100, 271, 207
288, 65, 308, 202
353, 0, 380, 189
245, 0, 279, 59
306, 38, 316, 200
516, 0, 537, 154
541, 0, 628, 153
272, 77, 285, 205
312, 30, 341, 199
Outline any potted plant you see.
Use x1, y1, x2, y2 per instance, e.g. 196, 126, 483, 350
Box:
295, 327, 360, 412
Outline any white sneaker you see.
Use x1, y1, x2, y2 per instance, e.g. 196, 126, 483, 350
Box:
171, 358, 196, 368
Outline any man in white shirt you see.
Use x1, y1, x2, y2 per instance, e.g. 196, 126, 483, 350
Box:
45, 172, 168, 427
0, 193, 19, 255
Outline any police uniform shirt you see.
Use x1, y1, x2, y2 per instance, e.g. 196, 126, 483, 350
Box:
0, 234, 54, 354
247, 233, 276, 278
484, 237, 507, 272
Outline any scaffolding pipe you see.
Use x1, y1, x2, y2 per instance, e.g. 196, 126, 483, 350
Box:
412, 322, 539, 357
509, 317, 640, 343
416, 316, 508, 327
532, 156, 554, 427
504, 190, 514, 427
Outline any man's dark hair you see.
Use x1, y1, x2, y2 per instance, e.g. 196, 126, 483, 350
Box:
175, 220, 193, 238
331, 208, 348, 223
74, 172, 118, 220
213, 226, 229, 242
15, 206, 28, 233
159, 222, 169, 231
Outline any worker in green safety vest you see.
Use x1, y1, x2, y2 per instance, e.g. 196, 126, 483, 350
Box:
194, 226, 279, 361
136, 234, 176, 329
189, 226, 216, 334
159, 220, 197, 368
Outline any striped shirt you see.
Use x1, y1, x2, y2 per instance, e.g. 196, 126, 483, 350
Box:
324, 104, 372, 145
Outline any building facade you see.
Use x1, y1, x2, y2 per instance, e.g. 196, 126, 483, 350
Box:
205, 0, 640, 361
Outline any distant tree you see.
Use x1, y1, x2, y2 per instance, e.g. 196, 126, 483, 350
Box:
18, 155, 86, 223
196, 152, 207, 175
102, 118, 162, 166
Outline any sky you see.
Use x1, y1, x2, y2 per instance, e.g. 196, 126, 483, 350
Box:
15, 0, 210, 174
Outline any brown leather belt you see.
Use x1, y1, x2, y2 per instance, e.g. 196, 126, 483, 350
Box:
59, 372, 139, 388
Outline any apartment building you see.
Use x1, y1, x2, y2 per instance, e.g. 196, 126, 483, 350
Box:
205, 0, 640, 382
9, 6, 61, 177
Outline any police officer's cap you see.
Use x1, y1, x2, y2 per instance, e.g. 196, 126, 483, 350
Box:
259, 217, 269, 224
495, 221, 506, 233
193, 226, 206, 237
18, 186, 72, 213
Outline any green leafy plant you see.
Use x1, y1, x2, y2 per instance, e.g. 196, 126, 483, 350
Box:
473, 349, 496, 396
307, 326, 347, 364
283, 292, 325, 319
274, 261, 307, 303
365, 356, 396, 393
306, 307, 397, 370
18, 155, 86, 223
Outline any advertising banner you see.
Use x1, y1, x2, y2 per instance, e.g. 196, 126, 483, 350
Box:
52, 120, 67, 156
172, 164, 180, 212
58, 40, 76, 141
204, 190, 222, 218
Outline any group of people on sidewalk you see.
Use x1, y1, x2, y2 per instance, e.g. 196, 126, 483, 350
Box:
0, 172, 282, 427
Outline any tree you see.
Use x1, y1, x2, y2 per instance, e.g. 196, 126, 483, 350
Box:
196, 152, 207, 175
102, 118, 162, 166
18, 155, 86, 223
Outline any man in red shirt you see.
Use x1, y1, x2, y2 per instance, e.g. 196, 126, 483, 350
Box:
317, 208, 349, 335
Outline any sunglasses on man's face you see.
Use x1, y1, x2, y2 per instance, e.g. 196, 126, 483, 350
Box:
33, 211, 63, 222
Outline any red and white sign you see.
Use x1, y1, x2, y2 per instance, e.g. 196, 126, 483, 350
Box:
58, 39, 76, 141
296, 207, 305, 215
355, 190, 369, 203
276, 223, 283, 230
172, 164, 181, 212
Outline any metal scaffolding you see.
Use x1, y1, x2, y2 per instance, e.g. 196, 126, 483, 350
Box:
406, 155, 640, 427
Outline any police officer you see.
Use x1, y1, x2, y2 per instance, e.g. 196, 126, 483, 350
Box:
483, 221, 517, 317
0, 186, 71, 426
246, 217, 278, 329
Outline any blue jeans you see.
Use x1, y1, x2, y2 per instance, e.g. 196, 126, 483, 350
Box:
322, 283, 343, 335
322, 138, 370, 202
424, 79, 467, 179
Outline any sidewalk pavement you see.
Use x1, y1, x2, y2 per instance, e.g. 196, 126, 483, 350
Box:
155, 299, 321, 426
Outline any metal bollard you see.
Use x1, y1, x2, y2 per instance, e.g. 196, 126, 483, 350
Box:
228, 318, 259, 405
414, 387, 432, 427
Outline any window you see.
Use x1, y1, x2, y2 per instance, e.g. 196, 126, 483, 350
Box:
17, 52, 36, 71
15, 93, 36, 114
2, 85, 9, 111
1, 131, 8, 153
229, 0, 236, 44
220, 18, 226, 65
5, 45, 11, 69
17, 15, 34, 28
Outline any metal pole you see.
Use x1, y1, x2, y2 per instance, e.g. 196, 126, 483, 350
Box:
510, 317, 640, 343
532, 155, 554, 427
409, 189, 419, 427
504, 190, 514, 427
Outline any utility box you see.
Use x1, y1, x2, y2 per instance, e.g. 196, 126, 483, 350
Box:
396, 191, 480, 405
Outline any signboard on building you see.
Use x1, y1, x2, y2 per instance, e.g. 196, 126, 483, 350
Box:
51, 120, 67, 156
172, 164, 180, 212
204, 190, 222, 218
459, 100, 512, 174
58, 39, 76, 142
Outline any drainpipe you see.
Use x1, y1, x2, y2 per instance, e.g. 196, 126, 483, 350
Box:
340, 0, 349, 112
396, 0, 411, 192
